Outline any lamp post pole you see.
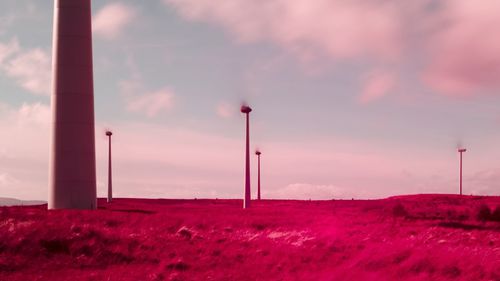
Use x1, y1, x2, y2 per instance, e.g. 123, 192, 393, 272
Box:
241, 105, 252, 209
106, 131, 113, 202
256, 150, 261, 200
458, 148, 466, 196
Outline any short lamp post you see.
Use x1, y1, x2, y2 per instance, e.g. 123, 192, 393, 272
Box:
458, 148, 466, 196
255, 150, 262, 200
106, 130, 113, 202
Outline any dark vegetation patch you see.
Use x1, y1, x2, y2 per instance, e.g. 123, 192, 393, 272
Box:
409, 258, 436, 274
393, 250, 412, 264
401, 206, 470, 222
437, 221, 500, 231
444, 209, 469, 221
40, 239, 71, 254
251, 222, 268, 230
492, 206, 500, 221
475, 204, 500, 222
104, 219, 122, 227
392, 203, 408, 218
443, 265, 462, 278
437, 222, 485, 231
166, 260, 190, 271
477, 204, 492, 222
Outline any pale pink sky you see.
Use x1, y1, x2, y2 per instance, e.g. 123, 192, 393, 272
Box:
1, 0, 500, 200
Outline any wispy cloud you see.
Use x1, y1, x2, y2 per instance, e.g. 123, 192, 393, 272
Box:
164, 0, 500, 98
119, 55, 176, 118
358, 70, 396, 104
16, 102, 51, 126
0, 39, 19, 63
93, 2, 136, 40
164, 0, 402, 61
216, 101, 236, 118
0, 38, 51, 96
126, 88, 175, 117
119, 81, 174, 118
0, 102, 50, 199
423, 0, 500, 96
0, 172, 19, 187
3, 48, 51, 95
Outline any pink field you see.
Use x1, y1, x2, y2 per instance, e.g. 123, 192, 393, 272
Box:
1, 195, 499, 281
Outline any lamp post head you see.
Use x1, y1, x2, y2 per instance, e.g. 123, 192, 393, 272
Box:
458, 148, 466, 153
255, 150, 261, 156
106, 131, 113, 136
241, 105, 252, 114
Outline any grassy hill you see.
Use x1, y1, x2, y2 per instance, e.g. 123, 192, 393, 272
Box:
0, 195, 499, 280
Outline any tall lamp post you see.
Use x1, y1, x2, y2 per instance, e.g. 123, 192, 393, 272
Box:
458, 148, 466, 196
241, 105, 252, 209
255, 150, 262, 200
106, 130, 113, 202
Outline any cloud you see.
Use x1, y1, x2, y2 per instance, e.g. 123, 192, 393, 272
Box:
0, 39, 19, 63
216, 101, 236, 118
423, 0, 500, 95
126, 88, 175, 117
164, 0, 403, 61
119, 78, 174, 120
164, 0, 500, 98
0, 102, 50, 199
93, 3, 136, 40
17, 102, 51, 126
466, 168, 500, 196
3, 49, 51, 95
0, 38, 51, 96
2, 99, 499, 201
358, 70, 396, 104
0, 6, 22, 35
0, 173, 18, 187
0, 102, 50, 130
119, 56, 176, 117
118, 76, 142, 96
93, 122, 244, 199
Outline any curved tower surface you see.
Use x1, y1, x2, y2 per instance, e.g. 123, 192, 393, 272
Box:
49, 0, 96, 209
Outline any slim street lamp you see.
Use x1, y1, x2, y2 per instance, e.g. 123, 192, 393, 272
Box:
458, 148, 466, 196
106, 130, 113, 202
255, 150, 262, 200
241, 105, 252, 209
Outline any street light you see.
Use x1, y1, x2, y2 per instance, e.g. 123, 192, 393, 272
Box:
255, 150, 262, 200
106, 130, 113, 202
241, 105, 252, 209
458, 148, 466, 196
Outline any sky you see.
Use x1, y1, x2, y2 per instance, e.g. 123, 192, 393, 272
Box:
1, 0, 500, 201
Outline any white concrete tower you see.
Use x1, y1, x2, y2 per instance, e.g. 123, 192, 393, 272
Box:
49, 0, 97, 209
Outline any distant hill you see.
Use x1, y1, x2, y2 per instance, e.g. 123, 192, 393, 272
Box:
0, 197, 46, 206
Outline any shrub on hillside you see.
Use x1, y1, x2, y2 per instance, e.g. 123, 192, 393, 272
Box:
40, 239, 70, 254
445, 209, 469, 221
491, 206, 500, 222
393, 203, 408, 218
476, 204, 491, 222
